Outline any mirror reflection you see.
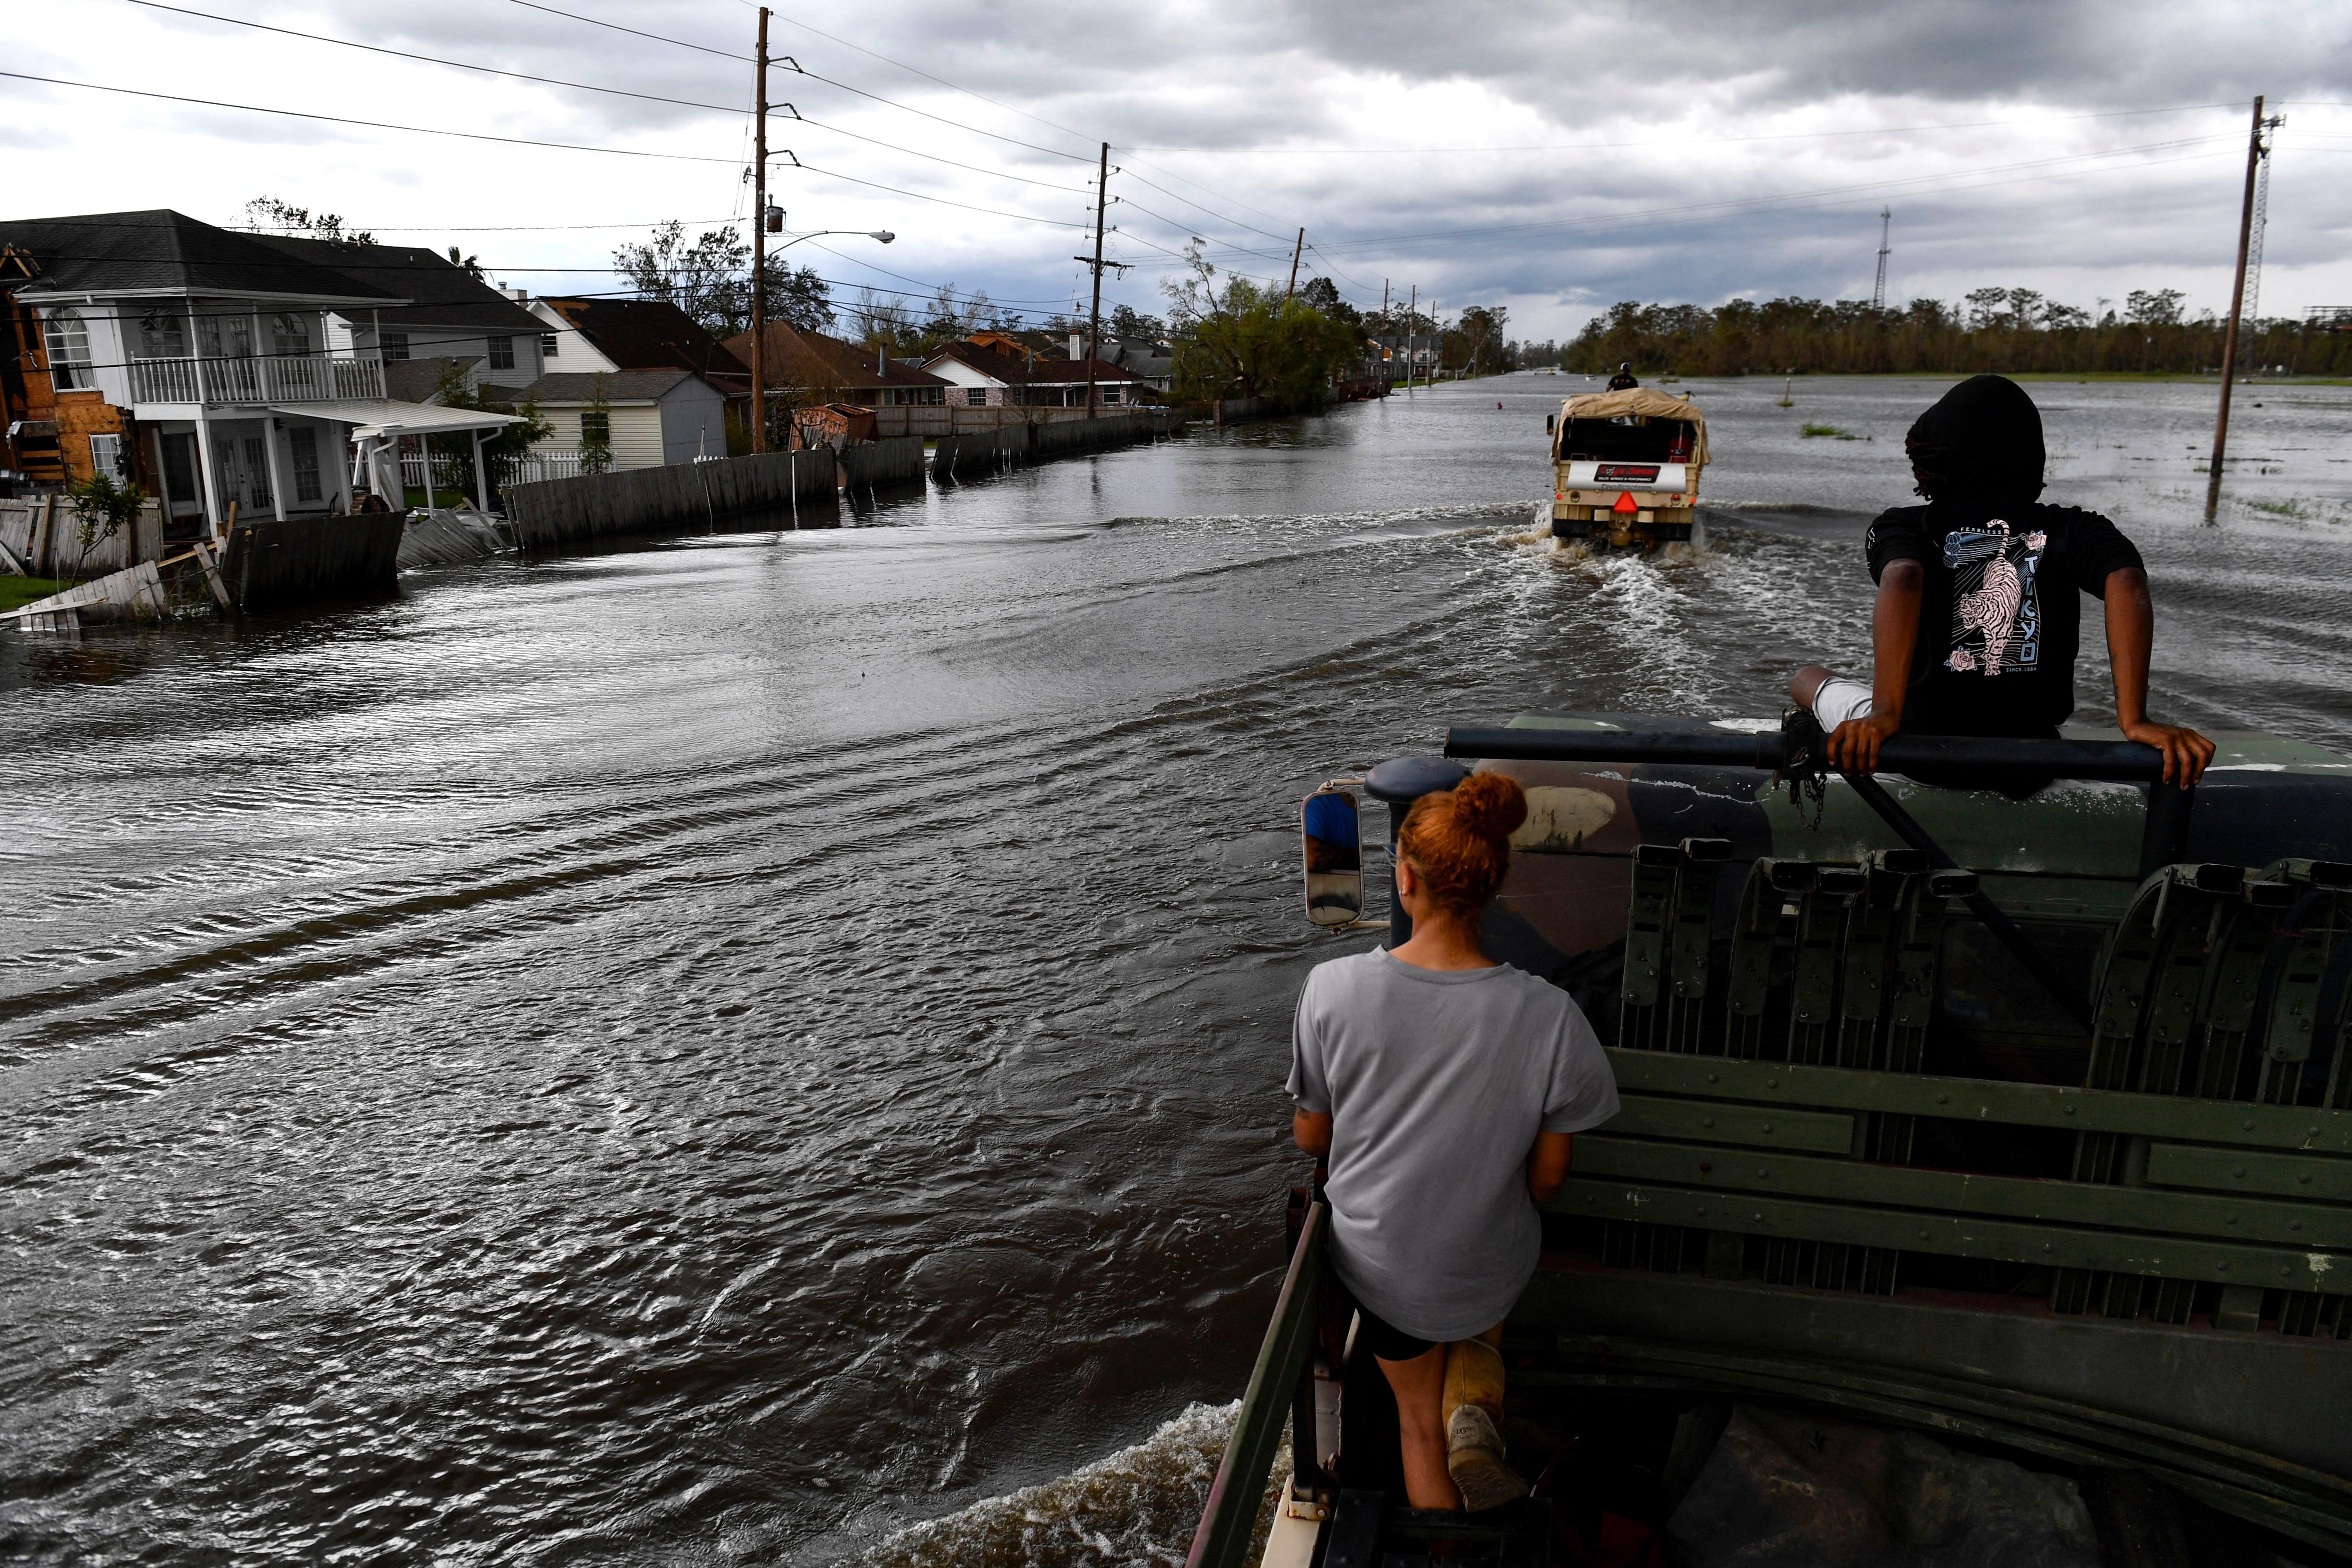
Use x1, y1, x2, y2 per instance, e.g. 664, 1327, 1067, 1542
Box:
1302, 789, 1365, 928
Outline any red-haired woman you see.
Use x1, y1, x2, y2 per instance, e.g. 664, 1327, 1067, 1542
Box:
1289, 772, 1618, 1512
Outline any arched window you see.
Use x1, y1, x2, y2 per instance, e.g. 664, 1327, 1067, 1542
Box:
43, 308, 93, 390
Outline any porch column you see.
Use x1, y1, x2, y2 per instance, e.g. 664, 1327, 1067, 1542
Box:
335, 426, 355, 515
192, 407, 224, 545
260, 417, 289, 521
470, 429, 489, 512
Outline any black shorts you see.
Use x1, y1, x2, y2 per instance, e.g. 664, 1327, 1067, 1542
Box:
1355, 1303, 1437, 1363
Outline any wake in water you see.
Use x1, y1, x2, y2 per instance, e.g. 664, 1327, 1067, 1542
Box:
852, 1404, 1284, 1568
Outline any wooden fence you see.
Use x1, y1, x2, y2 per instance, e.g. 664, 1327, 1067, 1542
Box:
501, 447, 838, 552
836, 435, 926, 491
221, 513, 406, 609
0, 496, 165, 578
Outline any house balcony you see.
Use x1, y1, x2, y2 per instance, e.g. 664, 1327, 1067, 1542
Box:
127, 354, 386, 407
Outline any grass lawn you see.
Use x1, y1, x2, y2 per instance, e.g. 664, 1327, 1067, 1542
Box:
0, 576, 69, 612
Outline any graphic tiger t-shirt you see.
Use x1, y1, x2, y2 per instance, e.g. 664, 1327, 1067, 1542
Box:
1864, 502, 2144, 735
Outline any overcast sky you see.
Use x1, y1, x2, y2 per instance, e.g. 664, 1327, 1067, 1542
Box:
8, 0, 2351, 341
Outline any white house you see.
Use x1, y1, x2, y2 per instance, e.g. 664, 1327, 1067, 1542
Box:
261, 237, 552, 397
510, 370, 730, 470
0, 209, 517, 541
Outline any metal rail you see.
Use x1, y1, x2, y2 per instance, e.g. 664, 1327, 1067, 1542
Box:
1443, 725, 2171, 781
1186, 1200, 1327, 1568
1443, 723, 2199, 1030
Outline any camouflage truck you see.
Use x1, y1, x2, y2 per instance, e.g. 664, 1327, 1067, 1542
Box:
1191, 712, 2352, 1568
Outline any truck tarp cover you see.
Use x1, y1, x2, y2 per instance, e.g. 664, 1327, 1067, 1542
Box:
1560, 388, 1709, 468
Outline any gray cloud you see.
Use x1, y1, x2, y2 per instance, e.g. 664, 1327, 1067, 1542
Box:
7, 0, 2347, 335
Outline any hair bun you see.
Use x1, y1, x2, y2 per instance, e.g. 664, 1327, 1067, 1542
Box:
1452, 772, 1528, 840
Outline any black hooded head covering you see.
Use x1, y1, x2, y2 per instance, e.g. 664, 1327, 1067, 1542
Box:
1904, 374, 2045, 505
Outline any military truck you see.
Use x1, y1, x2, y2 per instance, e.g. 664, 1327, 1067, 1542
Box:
1547, 391, 1708, 550
1189, 712, 2351, 1568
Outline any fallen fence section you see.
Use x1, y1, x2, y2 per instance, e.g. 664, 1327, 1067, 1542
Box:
837, 435, 926, 491
223, 513, 405, 610
0, 559, 169, 628
398, 507, 516, 571
502, 448, 838, 552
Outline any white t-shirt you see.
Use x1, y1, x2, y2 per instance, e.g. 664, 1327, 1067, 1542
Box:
1288, 948, 1619, 1342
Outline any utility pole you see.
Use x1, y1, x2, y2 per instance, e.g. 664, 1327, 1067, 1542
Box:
749, 6, 771, 454
1084, 142, 1108, 419
1406, 284, 1416, 391
1381, 278, 1390, 384
1872, 207, 1892, 312
2207, 95, 2277, 522
1285, 228, 1305, 301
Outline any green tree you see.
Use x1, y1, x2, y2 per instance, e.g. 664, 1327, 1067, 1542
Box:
580, 376, 614, 475
1163, 244, 1363, 410
66, 467, 147, 580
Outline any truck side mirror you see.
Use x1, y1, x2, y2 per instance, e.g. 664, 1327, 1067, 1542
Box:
1302, 789, 1365, 928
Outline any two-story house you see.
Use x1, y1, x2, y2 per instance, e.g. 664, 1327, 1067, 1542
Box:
0, 210, 520, 542
257, 237, 552, 398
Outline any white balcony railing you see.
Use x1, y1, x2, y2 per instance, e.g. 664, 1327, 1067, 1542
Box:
127, 354, 386, 406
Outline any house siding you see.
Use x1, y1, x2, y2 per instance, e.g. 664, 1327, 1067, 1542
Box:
536, 404, 666, 470
657, 380, 729, 464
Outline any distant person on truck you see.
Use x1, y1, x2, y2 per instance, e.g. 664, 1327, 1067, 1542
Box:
1606, 361, 1639, 390
1791, 374, 2214, 787
1289, 773, 1619, 1513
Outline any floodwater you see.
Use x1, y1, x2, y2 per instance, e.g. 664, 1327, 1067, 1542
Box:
4, 374, 2350, 1566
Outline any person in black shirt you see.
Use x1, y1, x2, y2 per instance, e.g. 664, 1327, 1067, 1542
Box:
1606, 362, 1639, 391
1790, 374, 2213, 785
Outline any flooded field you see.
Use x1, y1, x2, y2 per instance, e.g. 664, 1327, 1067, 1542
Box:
4, 374, 2350, 1565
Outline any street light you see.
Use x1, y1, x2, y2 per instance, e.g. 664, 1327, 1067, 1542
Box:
751, 218, 896, 452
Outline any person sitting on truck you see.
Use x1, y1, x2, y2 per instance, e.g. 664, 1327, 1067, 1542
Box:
1790, 374, 2215, 788
1606, 361, 1639, 390
1289, 772, 1620, 1513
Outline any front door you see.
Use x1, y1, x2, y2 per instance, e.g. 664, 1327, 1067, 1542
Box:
212, 430, 274, 519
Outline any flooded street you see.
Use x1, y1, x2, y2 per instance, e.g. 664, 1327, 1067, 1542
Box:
5, 374, 2351, 1566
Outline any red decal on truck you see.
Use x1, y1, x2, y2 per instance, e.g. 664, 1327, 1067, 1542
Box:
1595, 464, 1661, 482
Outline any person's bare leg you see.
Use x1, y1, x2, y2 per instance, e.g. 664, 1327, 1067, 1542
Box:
1378, 1345, 1461, 1511
1791, 664, 1835, 708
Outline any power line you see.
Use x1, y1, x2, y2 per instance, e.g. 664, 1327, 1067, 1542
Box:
508, 0, 748, 61
765, 6, 1097, 152
1118, 101, 2244, 154
512, 0, 1094, 164
0, 69, 743, 163
124, 0, 750, 115
122, 0, 1095, 199
0, 71, 1089, 228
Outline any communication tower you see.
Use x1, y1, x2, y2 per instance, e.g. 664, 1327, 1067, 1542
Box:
1872, 208, 1892, 311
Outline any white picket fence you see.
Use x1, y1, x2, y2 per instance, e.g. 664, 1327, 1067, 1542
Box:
397, 448, 588, 497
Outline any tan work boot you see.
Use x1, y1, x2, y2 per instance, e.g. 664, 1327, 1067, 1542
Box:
1441, 1339, 1526, 1511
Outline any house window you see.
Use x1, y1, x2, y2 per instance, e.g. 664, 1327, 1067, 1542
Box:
541, 332, 559, 359
241, 435, 274, 510
139, 309, 189, 359
271, 312, 313, 356
88, 432, 127, 479
488, 335, 514, 370
289, 426, 323, 503
42, 309, 92, 390
198, 312, 254, 359
381, 331, 410, 362
580, 409, 610, 447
